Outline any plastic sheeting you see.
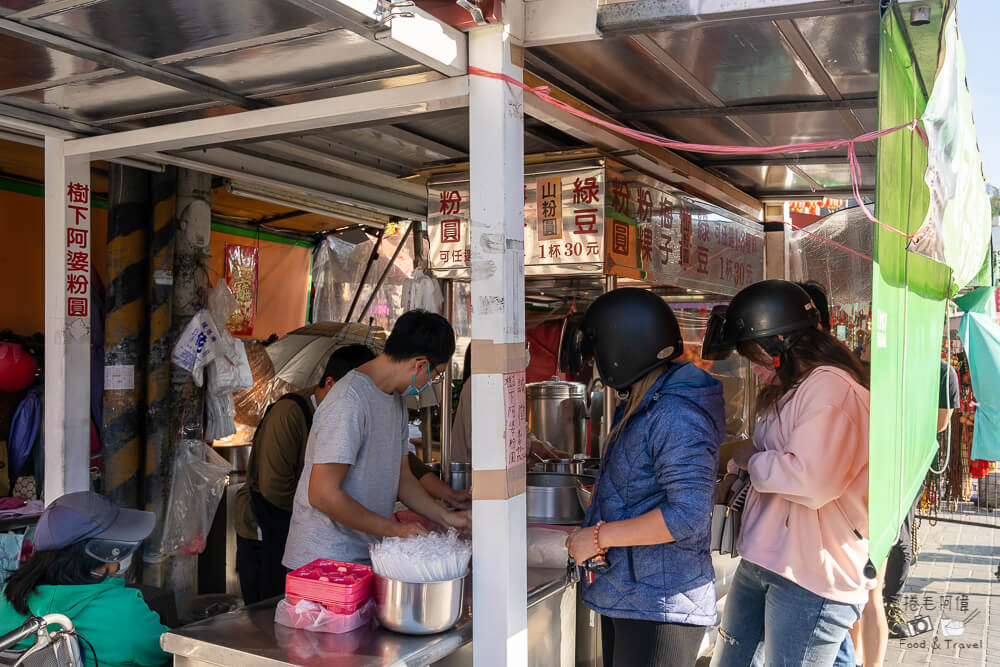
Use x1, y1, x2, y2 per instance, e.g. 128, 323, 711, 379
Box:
311, 228, 420, 331
788, 206, 874, 307
672, 305, 751, 441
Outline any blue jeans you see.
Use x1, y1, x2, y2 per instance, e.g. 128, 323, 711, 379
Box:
710, 561, 863, 667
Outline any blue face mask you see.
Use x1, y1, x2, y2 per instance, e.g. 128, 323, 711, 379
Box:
402, 362, 433, 397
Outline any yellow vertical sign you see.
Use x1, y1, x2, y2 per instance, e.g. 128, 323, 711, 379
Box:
536, 175, 562, 240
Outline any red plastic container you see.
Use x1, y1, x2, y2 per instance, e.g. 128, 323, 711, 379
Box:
285, 559, 374, 609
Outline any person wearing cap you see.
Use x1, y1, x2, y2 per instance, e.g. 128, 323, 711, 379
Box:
0, 491, 168, 667
565, 288, 726, 667
703, 280, 871, 667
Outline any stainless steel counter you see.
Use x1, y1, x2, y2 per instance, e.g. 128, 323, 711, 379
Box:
161, 568, 571, 667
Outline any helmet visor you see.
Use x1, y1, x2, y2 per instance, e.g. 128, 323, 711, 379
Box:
701, 306, 735, 361
84, 539, 141, 564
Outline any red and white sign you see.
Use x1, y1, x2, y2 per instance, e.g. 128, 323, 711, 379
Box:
64, 180, 90, 321
502, 371, 527, 468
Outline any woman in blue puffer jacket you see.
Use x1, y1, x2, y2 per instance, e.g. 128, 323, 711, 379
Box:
567, 288, 726, 667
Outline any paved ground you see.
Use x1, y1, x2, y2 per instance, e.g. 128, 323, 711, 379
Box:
696, 519, 1000, 666
884, 518, 1000, 666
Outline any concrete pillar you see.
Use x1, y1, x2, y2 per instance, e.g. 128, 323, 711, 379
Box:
103, 165, 150, 509
43, 137, 92, 502
144, 168, 177, 539
468, 24, 528, 667
144, 169, 210, 610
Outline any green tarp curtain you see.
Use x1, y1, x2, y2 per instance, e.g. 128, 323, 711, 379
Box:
868, 8, 952, 570
958, 311, 1000, 461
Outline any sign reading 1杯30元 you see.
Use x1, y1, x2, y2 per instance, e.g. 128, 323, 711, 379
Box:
427, 161, 762, 296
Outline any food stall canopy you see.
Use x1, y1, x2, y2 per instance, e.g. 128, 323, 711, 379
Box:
0, 0, 919, 235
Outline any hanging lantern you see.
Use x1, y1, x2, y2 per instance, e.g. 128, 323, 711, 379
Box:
0, 343, 37, 392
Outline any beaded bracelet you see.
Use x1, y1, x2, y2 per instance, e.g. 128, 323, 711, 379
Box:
593, 520, 607, 555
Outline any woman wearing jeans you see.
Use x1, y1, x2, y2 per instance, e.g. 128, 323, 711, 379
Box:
703, 280, 872, 667
567, 288, 726, 666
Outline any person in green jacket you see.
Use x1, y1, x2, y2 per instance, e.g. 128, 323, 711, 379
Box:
0, 491, 169, 667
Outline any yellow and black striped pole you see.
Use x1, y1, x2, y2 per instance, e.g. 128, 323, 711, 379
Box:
102, 165, 150, 508
143, 167, 176, 527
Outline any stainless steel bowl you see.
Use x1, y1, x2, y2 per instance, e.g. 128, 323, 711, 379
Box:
526, 473, 595, 525
374, 574, 467, 635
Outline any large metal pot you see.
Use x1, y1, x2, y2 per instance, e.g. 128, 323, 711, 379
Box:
448, 462, 470, 492
374, 573, 467, 635
540, 458, 584, 475
526, 473, 595, 525
526, 381, 587, 456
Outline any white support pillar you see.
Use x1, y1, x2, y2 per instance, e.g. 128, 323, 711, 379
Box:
43, 136, 91, 503
764, 203, 788, 280
468, 24, 528, 667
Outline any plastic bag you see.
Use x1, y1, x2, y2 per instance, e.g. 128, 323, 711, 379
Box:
155, 440, 231, 557
172, 311, 222, 386
207, 281, 240, 331
526, 527, 569, 569
401, 268, 444, 314
274, 597, 375, 634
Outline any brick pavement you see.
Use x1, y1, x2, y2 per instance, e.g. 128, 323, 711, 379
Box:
884, 519, 999, 666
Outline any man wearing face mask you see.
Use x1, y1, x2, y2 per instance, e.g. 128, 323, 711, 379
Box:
283, 310, 471, 569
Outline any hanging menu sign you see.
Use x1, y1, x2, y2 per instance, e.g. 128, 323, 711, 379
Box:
428, 160, 762, 296
605, 169, 763, 295
428, 162, 606, 276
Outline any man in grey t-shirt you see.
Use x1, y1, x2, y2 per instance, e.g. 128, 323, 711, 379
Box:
283, 310, 470, 569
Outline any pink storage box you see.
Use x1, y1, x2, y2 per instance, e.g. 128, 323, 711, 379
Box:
285, 559, 373, 608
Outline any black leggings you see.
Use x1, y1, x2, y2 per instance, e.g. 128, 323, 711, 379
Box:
602, 616, 705, 667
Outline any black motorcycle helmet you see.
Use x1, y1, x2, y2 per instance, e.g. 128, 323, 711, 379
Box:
702, 280, 819, 364
580, 288, 683, 390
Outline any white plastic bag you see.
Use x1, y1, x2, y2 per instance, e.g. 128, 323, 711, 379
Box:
401, 268, 444, 314
155, 440, 231, 557
526, 527, 570, 568
171, 311, 222, 386
274, 597, 375, 634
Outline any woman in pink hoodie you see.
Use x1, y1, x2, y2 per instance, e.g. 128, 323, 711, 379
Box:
703, 280, 872, 667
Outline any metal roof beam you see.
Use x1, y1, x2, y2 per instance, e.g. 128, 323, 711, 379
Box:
0, 16, 267, 110
702, 154, 873, 168
756, 189, 872, 203
772, 18, 872, 148
615, 97, 878, 121
628, 34, 825, 192
62, 76, 470, 160
282, 0, 467, 77
522, 71, 763, 220
597, 0, 877, 35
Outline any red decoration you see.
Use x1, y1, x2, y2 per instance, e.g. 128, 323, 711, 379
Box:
225, 244, 259, 336
0, 343, 37, 392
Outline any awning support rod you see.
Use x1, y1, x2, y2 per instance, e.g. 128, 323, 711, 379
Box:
357, 221, 415, 322
345, 228, 384, 323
